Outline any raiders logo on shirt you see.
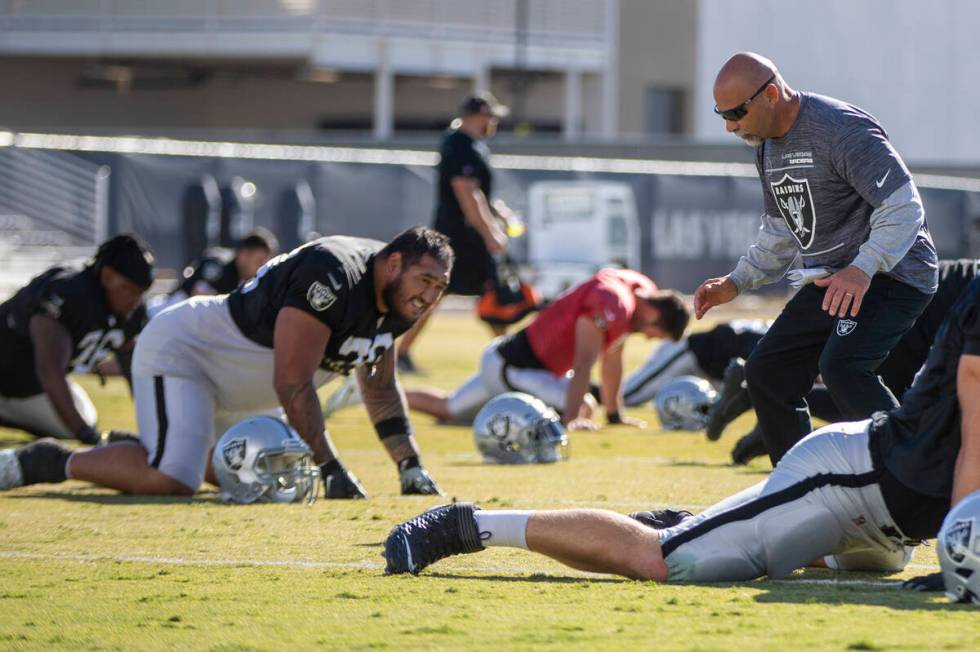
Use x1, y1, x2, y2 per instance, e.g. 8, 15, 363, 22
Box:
307, 281, 337, 312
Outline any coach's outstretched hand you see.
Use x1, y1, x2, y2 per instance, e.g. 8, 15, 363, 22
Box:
694, 276, 738, 319
901, 572, 944, 592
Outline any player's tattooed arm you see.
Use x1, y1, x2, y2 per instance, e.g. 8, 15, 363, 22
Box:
29, 314, 89, 436
357, 348, 421, 464
273, 307, 339, 464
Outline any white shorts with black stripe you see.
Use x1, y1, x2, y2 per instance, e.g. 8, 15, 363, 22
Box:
446, 337, 569, 421
622, 340, 705, 407
658, 420, 915, 582
132, 295, 337, 491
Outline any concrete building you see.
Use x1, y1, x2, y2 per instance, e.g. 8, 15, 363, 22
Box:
0, 1, 975, 165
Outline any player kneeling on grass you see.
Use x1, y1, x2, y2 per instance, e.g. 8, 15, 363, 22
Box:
383, 279, 980, 588
405, 268, 689, 430
0, 227, 453, 500
0, 234, 152, 445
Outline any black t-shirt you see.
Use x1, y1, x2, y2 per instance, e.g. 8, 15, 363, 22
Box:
870, 276, 980, 500
687, 320, 769, 380
226, 236, 411, 375
433, 129, 493, 251
0, 266, 146, 398
177, 247, 240, 296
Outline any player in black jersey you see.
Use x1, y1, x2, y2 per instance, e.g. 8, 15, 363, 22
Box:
719, 259, 980, 463
0, 234, 154, 444
0, 227, 453, 500
382, 278, 980, 584
147, 228, 277, 317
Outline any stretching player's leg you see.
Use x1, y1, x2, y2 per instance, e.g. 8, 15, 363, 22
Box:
386, 420, 914, 580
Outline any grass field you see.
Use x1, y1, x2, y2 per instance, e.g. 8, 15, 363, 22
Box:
0, 309, 976, 651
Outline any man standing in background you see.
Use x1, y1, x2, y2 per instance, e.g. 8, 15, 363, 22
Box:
396, 92, 515, 373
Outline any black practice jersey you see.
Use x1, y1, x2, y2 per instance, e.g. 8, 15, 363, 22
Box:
177, 247, 240, 297
870, 277, 980, 499
433, 129, 493, 248
687, 320, 770, 380
0, 266, 146, 398
227, 236, 410, 375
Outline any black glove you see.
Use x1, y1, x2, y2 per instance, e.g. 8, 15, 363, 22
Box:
75, 425, 101, 446
319, 461, 367, 499
901, 571, 945, 592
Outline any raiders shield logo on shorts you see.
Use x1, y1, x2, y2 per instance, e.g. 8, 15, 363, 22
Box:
770, 173, 817, 249
307, 281, 337, 312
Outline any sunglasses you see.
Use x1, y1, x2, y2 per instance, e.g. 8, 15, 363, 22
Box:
714, 74, 775, 121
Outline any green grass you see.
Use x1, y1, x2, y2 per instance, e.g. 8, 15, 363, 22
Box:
0, 310, 976, 651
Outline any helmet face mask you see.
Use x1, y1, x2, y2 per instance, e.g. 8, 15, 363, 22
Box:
213, 416, 320, 504
654, 376, 719, 431
938, 490, 980, 604
474, 392, 568, 464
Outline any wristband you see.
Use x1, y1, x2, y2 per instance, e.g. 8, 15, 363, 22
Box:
606, 412, 623, 425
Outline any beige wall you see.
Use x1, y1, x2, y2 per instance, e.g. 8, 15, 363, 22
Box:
617, 0, 697, 137
0, 58, 568, 135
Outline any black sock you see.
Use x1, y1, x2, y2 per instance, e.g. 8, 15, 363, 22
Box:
398, 456, 420, 472
15, 439, 71, 485
319, 459, 343, 479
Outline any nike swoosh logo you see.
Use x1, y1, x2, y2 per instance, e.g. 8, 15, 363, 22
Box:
875, 170, 890, 188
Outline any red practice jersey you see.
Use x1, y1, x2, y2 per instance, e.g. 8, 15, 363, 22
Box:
526, 268, 657, 376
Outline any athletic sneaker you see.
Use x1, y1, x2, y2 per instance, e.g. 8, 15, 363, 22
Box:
730, 425, 768, 465
628, 508, 694, 530
384, 502, 484, 575
400, 466, 444, 496
323, 467, 368, 499
323, 375, 362, 418
705, 358, 752, 441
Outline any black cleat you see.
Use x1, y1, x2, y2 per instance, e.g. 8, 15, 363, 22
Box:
705, 358, 752, 441
384, 502, 484, 575
730, 425, 768, 465
323, 467, 368, 499
628, 508, 694, 530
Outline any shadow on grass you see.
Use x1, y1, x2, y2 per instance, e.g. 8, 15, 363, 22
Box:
425, 571, 627, 585
6, 491, 223, 506
747, 572, 962, 611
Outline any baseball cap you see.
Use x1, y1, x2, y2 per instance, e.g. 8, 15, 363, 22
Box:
94, 233, 155, 290
459, 91, 510, 118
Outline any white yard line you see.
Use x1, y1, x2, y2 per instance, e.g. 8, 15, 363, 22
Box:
0, 550, 932, 587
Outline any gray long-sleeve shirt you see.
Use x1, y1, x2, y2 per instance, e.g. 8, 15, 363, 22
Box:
729, 92, 938, 295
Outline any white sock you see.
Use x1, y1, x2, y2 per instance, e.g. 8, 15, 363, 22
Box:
0, 449, 24, 489
474, 510, 532, 549
65, 450, 78, 480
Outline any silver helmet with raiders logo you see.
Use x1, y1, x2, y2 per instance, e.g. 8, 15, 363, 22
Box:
473, 392, 568, 464
938, 489, 980, 604
212, 416, 319, 504
654, 376, 719, 431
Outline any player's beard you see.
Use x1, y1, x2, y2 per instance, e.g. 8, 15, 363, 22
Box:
381, 276, 420, 330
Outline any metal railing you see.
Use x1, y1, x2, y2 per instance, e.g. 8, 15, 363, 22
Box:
0, 0, 608, 47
